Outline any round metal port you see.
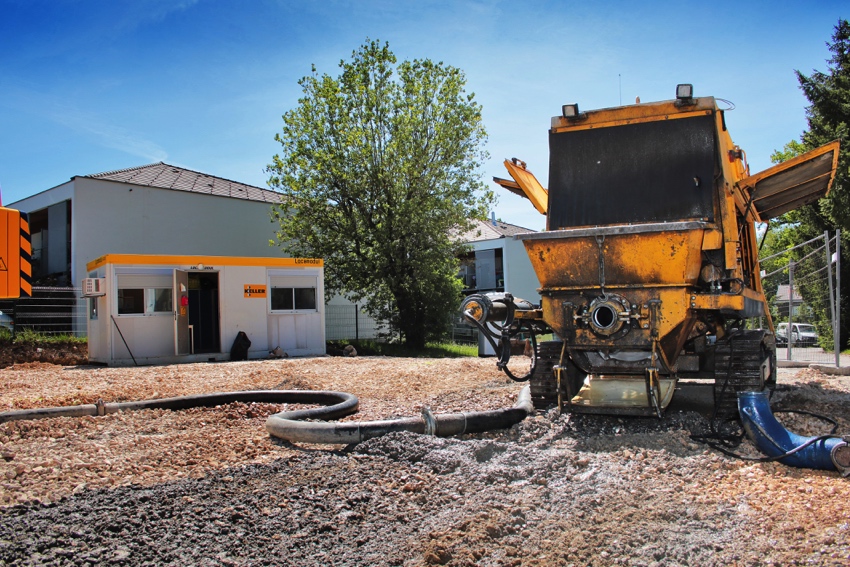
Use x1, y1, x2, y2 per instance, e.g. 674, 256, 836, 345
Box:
587, 294, 630, 337
592, 304, 617, 330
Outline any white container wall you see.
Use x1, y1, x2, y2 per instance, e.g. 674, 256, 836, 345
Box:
85, 254, 325, 366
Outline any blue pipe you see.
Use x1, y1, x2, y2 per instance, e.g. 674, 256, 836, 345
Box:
738, 390, 849, 474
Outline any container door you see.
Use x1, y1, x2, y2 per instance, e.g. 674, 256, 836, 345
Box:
174, 270, 190, 355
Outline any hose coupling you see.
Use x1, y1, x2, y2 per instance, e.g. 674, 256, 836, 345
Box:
421, 406, 437, 436
831, 442, 850, 477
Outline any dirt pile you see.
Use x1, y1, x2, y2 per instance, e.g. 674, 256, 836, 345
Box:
0, 341, 87, 369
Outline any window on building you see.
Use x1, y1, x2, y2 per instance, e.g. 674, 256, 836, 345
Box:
118, 287, 173, 315
269, 273, 319, 313
271, 286, 316, 311
118, 288, 145, 314
117, 272, 173, 316
148, 288, 173, 313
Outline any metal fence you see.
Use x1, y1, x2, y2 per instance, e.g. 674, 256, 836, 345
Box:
325, 304, 385, 341
760, 230, 841, 367
0, 287, 87, 336
451, 323, 478, 345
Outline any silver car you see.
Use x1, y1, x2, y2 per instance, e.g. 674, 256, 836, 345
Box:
776, 322, 818, 347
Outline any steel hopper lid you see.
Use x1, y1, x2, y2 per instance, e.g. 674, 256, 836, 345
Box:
493, 158, 548, 215
738, 140, 840, 221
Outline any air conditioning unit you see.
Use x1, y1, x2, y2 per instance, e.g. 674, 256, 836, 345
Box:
82, 278, 106, 297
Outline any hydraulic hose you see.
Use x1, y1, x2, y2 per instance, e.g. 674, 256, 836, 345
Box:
0, 391, 358, 424
0, 387, 534, 446
266, 385, 533, 444
738, 390, 850, 475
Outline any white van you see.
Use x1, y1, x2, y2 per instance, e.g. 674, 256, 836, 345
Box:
776, 322, 818, 347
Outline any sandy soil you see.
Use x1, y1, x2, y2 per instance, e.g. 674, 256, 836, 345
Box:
0, 356, 848, 566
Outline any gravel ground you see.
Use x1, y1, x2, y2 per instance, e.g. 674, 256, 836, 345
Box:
1, 356, 849, 566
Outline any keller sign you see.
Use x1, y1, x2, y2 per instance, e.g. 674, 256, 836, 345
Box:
244, 284, 267, 298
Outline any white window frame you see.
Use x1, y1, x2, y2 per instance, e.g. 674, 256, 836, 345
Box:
268, 270, 320, 314
115, 270, 174, 317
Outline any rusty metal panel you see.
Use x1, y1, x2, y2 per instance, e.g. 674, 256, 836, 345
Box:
740, 141, 840, 220
548, 114, 717, 229
521, 224, 705, 289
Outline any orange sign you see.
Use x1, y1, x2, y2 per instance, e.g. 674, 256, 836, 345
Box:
244, 284, 267, 298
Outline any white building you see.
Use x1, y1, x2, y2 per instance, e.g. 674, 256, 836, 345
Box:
85, 254, 325, 365
458, 217, 540, 304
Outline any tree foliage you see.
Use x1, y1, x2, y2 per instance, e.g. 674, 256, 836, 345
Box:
267, 40, 492, 349
767, 19, 850, 349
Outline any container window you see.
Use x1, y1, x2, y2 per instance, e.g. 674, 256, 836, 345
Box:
118, 289, 145, 314
271, 287, 294, 310
119, 287, 173, 315
294, 288, 317, 310
271, 286, 317, 312
148, 288, 173, 313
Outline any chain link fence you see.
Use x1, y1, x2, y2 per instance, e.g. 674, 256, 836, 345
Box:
0, 287, 87, 336
325, 304, 385, 341
760, 230, 841, 367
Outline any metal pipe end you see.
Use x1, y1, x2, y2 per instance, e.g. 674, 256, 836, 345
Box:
830, 442, 850, 477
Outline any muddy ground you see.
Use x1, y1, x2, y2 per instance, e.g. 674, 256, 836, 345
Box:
0, 356, 848, 566
0, 340, 87, 369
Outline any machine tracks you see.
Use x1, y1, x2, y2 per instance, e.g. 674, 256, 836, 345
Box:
529, 341, 587, 410
529, 341, 562, 409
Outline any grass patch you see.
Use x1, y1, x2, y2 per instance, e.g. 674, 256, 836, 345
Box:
328, 339, 477, 358
0, 328, 87, 345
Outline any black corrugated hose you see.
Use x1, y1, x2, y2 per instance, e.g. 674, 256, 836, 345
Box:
0, 387, 534, 445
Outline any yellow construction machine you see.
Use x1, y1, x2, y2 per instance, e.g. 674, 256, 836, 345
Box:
462, 85, 840, 418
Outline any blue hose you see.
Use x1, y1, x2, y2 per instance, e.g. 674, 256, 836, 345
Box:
738, 390, 849, 473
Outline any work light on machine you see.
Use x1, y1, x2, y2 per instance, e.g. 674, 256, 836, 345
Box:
562, 103, 580, 118
676, 84, 693, 100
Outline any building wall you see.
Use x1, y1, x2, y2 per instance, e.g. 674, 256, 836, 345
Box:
9, 181, 75, 212
502, 237, 541, 304
72, 178, 283, 289
467, 237, 541, 304
10, 181, 75, 284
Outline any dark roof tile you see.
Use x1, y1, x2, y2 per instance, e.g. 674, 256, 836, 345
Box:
459, 218, 536, 242
85, 162, 281, 204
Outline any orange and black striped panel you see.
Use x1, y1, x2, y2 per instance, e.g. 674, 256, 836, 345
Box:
0, 207, 31, 299
19, 212, 31, 297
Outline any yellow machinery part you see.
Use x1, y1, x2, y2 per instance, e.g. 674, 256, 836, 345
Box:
501, 159, 548, 215
522, 225, 704, 289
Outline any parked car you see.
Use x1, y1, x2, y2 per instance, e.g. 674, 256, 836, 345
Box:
776, 322, 818, 347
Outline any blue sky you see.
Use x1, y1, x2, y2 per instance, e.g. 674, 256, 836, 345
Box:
0, 0, 846, 230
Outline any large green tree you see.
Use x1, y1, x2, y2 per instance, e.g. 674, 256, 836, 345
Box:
767, 19, 850, 349
267, 40, 492, 349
